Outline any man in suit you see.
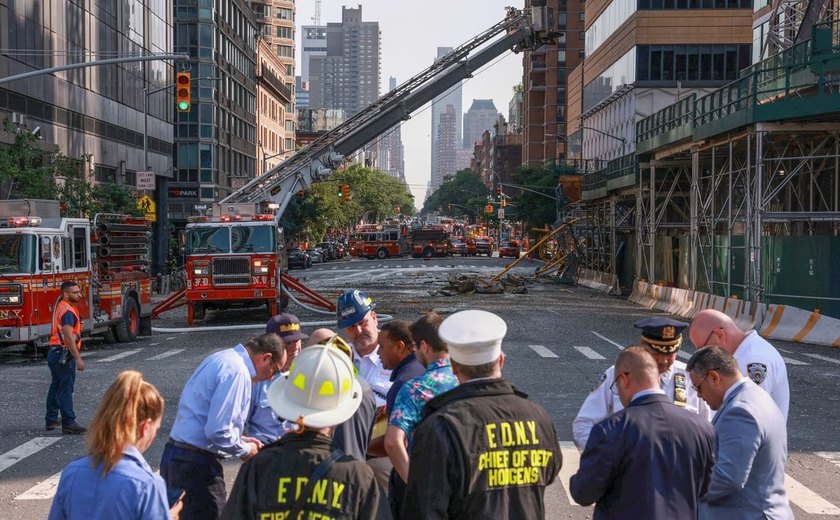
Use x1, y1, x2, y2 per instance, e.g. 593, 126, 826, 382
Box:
570, 346, 716, 519
686, 346, 793, 519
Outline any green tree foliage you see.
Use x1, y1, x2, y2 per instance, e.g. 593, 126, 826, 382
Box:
421, 169, 489, 221
0, 120, 58, 199
281, 164, 416, 242
511, 165, 560, 229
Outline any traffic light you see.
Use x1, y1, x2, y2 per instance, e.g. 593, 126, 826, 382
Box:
341, 183, 352, 202
296, 191, 305, 199
484, 204, 493, 214
176, 71, 191, 112
337, 184, 344, 198
495, 187, 502, 197
501, 197, 507, 208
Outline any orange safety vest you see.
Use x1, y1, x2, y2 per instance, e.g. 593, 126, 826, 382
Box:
49, 300, 82, 350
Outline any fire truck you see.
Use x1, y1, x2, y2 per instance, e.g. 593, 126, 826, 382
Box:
181, 203, 287, 325
410, 226, 451, 258
350, 223, 411, 259
0, 199, 153, 349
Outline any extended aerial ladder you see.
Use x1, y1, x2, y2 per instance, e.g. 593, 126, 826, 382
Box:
221, 7, 557, 218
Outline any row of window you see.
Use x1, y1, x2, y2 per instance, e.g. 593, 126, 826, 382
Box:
636, 44, 751, 82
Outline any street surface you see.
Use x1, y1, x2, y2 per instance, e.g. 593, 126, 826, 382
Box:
1, 255, 839, 518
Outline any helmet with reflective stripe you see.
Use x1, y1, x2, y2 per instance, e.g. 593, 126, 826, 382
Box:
336, 289, 376, 329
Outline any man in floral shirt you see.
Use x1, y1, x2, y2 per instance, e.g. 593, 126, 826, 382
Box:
384, 313, 459, 518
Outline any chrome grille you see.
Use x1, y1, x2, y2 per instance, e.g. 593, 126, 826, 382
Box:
212, 257, 251, 286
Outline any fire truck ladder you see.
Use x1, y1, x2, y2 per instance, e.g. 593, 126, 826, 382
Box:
220, 7, 557, 219
151, 288, 187, 319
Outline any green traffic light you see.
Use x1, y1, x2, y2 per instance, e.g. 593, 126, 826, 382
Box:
177, 101, 190, 111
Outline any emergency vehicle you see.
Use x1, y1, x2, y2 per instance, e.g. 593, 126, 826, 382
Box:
411, 226, 450, 258
181, 203, 288, 325
0, 199, 152, 348
349, 223, 410, 259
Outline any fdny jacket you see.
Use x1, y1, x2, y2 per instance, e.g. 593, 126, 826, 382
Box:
222, 430, 391, 520
403, 378, 561, 520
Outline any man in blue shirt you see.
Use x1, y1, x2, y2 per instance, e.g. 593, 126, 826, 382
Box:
247, 313, 308, 444
160, 333, 285, 520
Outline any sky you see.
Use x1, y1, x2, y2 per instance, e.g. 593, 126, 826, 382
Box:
294, 0, 525, 210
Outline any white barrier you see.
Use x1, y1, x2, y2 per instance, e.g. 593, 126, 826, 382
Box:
577, 268, 617, 294
759, 305, 840, 346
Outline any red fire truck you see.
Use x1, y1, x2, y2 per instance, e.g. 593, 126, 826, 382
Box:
349, 223, 410, 259
181, 203, 287, 325
0, 199, 153, 349
411, 226, 450, 258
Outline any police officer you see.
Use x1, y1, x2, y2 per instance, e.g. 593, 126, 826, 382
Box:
222, 344, 390, 520
573, 317, 710, 451
45, 280, 87, 435
160, 333, 286, 520
404, 310, 561, 519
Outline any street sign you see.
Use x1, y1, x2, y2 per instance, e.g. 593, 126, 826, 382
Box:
136, 194, 156, 214
145, 212, 157, 222
498, 208, 505, 219
136, 171, 155, 190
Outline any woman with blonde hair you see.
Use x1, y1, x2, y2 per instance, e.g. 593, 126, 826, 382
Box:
49, 370, 174, 519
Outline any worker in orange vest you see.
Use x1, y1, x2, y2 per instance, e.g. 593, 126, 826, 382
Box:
45, 280, 87, 435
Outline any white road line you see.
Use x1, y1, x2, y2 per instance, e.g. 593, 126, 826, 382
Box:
147, 349, 185, 361
16, 471, 62, 500
97, 349, 142, 363
0, 438, 62, 473
149, 342, 159, 346
591, 331, 624, 349
815, 452, 840, 469
557, 441, 581, 506
777, 347, 792, 354
166, 336, 176, 340
573, 346, 605, 360
529, 345, 558, 358
676, 351, 692, 360
781, 356, 809, 366
802, 353, 840, 366
785, 474, 840, 515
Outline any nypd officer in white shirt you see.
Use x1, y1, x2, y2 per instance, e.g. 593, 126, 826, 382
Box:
573, 317, 710, 451
689, 308, 789, 422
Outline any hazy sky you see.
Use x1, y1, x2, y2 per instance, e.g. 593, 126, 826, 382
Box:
294, 0, 524, 209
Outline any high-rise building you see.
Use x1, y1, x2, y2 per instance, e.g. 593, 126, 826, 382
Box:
434, 105, 458, 187
463, 99, 500, 149
171, 0, 258, 222
378, 77, 405, 180
430, 47, 463, 191
309, 5, 380, 117
522, 0, 585, 167
300, 25, 327, 84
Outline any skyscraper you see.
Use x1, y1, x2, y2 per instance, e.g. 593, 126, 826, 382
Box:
463, 99, 500, 149
378, 77, 405, 180
434, 105, 458, 188
430, 47, 463, 192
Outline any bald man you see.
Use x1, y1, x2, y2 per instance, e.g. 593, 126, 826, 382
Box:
570, 347, 715, 519
689, 309, 789, 421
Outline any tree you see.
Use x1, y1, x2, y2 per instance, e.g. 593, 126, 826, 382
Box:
0, 119, 57, 200
511, 165, 560, 229
421, 169, 489, 221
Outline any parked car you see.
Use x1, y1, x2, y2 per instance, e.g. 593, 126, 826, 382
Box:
306, 247, 325, 263
288, 248, 311, 269
448, 238, 468, 256
473, 236, 493, 257
499, 240, 521, 258
316, 242, 337, 261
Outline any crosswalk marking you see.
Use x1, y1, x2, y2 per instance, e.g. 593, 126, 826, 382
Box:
557, 441, 582, 506
815, 451, 840, 469
529, 345, 558, 358
591, 331, 624, 349
97, 349, 142, 363
147, 349, 185, 361
781, 356, 809, 366
16, 471, 62, 500
785, 474, 840, 515
573, 346, 605, 360
0, 438, 62, 473
802, 353, 840, 365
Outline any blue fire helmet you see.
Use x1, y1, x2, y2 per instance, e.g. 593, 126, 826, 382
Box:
337, 289, 376, 329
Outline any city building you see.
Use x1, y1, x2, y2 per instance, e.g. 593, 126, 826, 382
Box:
0, 0, 174, 190
255, 38, 295, 177
300, 25, 327, 85
377, 77, 405, 180
522, 0, 585, 167
430, 46, 463, 192
492, 118, 523, 195
170, 0, 259, 223
434, 105, 458, 186
508, 85, 525, 134
463, 99, 500, 150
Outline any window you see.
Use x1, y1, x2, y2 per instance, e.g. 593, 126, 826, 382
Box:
636, 44, 751, 82
72, 226, 87, 268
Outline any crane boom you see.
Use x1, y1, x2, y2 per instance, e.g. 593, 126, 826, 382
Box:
221, 7, 557, 218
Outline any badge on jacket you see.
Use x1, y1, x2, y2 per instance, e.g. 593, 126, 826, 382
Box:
747, 362, 768, 384
673, 373, 688, 407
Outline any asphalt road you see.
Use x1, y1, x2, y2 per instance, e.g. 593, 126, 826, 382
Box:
1, 255, 839, 518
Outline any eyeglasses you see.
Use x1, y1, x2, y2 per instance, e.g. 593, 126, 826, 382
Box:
691, 368, 721, 392
698, 327, 721, 348
609, 371, 629, 395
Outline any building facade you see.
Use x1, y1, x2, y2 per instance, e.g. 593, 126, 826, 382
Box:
434, 105, 458, 186
430, 46, 463, 192
255, 38, 294, 176
377, 76, 405, 180
463, 99, 500, 150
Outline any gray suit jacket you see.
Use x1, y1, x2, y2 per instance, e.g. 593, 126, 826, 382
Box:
700, 379, 793, 520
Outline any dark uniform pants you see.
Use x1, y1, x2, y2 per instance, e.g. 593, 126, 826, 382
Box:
160, 443, 226, 520
389, 468, 407, 519
45, 346, 76, 426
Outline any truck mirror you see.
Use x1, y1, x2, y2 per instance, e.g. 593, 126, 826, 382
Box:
178, 230, 186, 255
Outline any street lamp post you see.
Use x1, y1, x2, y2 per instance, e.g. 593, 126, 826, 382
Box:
259, 142, 286, 176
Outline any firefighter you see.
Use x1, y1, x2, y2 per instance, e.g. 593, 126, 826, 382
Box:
222, 344, 390, 520
403, 310, 561, 519
45, 280, 87, 435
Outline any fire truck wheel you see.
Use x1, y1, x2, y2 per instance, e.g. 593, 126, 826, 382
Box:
422, 247, 434, 259
102, 327, 118, 344
115, 298, 140, 343
376, 248, 389, 260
